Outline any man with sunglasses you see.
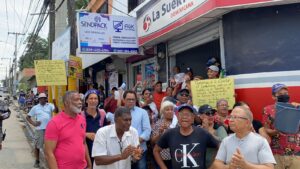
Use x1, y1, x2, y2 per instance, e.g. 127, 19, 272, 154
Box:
198, 104, 227, 168
212, 106, 276, 169
177, 89, 190, 105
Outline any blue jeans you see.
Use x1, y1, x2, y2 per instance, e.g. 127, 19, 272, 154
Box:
132, 150, 147, 169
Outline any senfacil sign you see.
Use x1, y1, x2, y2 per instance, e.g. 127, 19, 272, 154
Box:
77, 12, 138, 54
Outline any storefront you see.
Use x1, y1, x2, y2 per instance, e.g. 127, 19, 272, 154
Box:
127, 47, 157, 93
136, 0, 300, 119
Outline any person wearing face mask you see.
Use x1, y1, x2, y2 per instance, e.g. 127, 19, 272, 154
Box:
262, 83, 300, 169
44, 91, 92, 169
83, 89, 108, 167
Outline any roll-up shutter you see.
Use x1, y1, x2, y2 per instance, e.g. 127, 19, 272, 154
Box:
168, 21, 220, 56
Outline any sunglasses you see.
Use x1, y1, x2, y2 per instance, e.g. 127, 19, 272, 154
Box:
180, 93, 189, 97
204, 111, 215, 116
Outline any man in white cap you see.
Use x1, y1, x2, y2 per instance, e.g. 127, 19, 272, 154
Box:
207, 65, 219, 79
26, 93, 58, 168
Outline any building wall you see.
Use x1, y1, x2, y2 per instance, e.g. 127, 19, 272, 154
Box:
223, 4, 300, 120
223, 3, 300, 75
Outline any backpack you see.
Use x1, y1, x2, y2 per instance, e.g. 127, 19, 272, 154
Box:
82, 109, 106, 127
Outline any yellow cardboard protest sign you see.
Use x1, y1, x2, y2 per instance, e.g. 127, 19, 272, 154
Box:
68, 55, 83, 79
34, 60, 67, 86
191, 78, 235, 109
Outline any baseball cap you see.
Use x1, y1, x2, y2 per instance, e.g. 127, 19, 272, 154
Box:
272, 83, 288, 95
38, 93, 47, 98
185, 67, 193, 73
84, 89, 100, 100
208, 65, 219, 72
178, 89, 190, 95
198, 104, 216, 114
178, 104, 196, 114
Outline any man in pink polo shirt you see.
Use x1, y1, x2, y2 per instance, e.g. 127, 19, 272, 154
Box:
44, 91, 92, 169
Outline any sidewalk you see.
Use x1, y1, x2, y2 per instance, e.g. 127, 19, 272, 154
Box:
0, 103, 36, 169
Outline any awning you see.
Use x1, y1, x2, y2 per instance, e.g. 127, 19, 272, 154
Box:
78, 53, 110, 69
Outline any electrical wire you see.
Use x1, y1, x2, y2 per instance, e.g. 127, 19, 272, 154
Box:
3, 0, 10, 61
5, 0, 10, 32
18, 0, 42, 51
56, 0, 65, 12
8, 0, 26, 27
19, 2, 49, 59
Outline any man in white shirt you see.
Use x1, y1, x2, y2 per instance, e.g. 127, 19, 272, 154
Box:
211, 106, 276, 169
92, 107, 142, 169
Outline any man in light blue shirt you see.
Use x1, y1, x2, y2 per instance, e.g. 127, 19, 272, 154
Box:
123, 90, 151, 169
26, 93, 57, 168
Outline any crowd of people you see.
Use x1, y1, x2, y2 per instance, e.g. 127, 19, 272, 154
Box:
17, 58, 299, 169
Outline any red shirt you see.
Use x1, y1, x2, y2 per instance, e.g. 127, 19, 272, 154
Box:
104, 97, 117, 113
262, 104, 300, 155
153, 92, 166, 111
45, 111, 87, 169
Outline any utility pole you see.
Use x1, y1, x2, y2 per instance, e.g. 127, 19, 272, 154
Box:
49, 0, 56, 60
67, 0, 77, 55
8, 32, 25, 95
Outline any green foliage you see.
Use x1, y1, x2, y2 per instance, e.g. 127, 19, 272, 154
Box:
18, 34, 49, 71
18, 83, 29, 92
76, 0, 90, 10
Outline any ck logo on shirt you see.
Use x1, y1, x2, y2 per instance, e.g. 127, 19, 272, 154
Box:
174, 143, 200, 168
80, 123, 84, 129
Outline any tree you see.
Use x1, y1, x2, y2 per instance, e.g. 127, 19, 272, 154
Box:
76, 0, 89, 10
18, 34, 49, 71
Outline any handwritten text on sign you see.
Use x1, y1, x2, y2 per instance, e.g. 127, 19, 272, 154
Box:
34, 60, 67, 86
191, 78, 235, 109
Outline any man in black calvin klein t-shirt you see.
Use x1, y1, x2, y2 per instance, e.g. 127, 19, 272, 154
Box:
153, 104, 219, 169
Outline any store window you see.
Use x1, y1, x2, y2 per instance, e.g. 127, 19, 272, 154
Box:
97, 2, 108, 14
128, 0, 145, 13
130, 58, 157, 94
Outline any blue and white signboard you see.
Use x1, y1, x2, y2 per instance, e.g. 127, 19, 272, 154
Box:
77, 12, 139, 54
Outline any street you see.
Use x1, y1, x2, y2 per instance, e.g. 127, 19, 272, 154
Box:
0, 104, 35, 169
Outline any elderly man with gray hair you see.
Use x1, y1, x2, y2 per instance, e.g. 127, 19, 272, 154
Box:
214, 99, 230, 129
211, 106, 276, 169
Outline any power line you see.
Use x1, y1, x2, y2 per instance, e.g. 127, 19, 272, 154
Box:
5, 0, 10, 32
18, 1, 42, 46
9, 0, 28, 29
3, 0, 10, 60
20, 0, 64, 59
20, 0, 25, 22
19, 3, 49, 59
17, 0, 42, 51
56, 0, 66, 12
